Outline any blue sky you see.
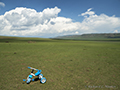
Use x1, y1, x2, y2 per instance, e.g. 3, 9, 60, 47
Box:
0, 0, 120, 38
1, 0, 120, 21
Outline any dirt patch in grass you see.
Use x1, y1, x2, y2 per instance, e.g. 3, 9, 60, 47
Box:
28, 41, 36, 43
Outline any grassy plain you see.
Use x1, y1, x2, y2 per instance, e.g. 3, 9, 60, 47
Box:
0, 36, 120, 90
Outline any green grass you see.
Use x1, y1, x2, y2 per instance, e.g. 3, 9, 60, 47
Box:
0, 36, 120, 90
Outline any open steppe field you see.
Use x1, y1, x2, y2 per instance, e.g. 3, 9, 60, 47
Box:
0, 37, 120, 90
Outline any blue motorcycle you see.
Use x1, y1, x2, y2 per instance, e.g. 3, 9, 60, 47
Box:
23, 67, 46, 84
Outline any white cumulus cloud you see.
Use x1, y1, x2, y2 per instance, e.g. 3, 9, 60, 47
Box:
78, 8, 95, 17
0, 2, 5, 7
0, 7, 120, 38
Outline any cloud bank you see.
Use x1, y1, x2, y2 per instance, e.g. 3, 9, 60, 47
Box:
0, 7, 120, 37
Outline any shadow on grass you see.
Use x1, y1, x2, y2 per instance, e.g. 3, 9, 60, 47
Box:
23, 78, 40, 84
0, 37, 54, 43
1, 36, 120, 43
33, 78, 39, 81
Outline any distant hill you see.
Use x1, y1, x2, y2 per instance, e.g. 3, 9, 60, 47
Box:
54, 33, 120, 40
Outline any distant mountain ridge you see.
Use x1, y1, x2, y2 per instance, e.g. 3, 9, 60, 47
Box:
54, 33, 120, 40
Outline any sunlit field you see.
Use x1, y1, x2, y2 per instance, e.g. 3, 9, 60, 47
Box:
0, 36, 120, 90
